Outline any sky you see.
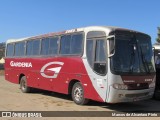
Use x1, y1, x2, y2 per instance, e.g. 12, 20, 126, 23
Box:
0, 0, 160, 44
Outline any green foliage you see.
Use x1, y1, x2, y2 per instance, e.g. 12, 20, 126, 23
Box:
157, 27, 160, 43
0, 42, 5, 59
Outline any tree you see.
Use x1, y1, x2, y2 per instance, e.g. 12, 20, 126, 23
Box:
0, 42, 5, 59
157, 27, 160, 43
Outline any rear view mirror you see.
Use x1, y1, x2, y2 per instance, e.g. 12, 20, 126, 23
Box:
107, 35, 115, 57
152, 47, 155, 61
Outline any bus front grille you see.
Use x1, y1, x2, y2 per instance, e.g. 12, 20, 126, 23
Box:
127, 83, 149, 90
125, 92, 149, 98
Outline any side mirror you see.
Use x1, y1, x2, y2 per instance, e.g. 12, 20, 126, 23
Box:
107, 35, 115, 57
152, 47, 155, 61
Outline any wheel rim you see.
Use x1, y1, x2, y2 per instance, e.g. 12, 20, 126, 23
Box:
21, 80, 26, 90
74, 86, 83, 102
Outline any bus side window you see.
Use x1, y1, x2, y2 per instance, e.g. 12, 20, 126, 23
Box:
15, 42, 25, 56
6, 43, 14, 57
26, 41, 33, 56
86, 40, 94, 67
41, 38, 49, 55
49, 37, 58, 55
32, 40, 40, 55
94, 40, 107, 75
86, 39, 107, 75
26, 39, 40, 56
60, 35, 71, 55
70, 34, 83, 55
60, 33, 83, 55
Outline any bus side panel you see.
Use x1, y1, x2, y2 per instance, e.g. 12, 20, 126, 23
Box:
26, 58, 41, 89
26, 57, 57, 91
5, 58, 20, 84
5, 57, 104, 102
52, 57, 83, 94
5, 58, 41, 87
81, 75, 104, 102
54, 57, 104, 102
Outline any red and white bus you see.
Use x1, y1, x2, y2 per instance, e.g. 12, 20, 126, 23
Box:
5, 26, 156, 105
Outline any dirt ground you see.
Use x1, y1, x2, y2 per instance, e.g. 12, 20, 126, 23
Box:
0, 70, 4, 76
0, 74, 160, 120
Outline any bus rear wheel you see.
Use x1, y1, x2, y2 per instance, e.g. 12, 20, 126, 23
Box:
20, 76, 31, 93
71, 82, 89, 105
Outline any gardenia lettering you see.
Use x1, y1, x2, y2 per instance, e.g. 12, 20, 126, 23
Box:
10, 61, 32, 67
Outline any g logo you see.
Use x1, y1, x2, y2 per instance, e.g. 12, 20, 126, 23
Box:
40, 62, 64, 78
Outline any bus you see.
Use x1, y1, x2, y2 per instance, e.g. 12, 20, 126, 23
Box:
5, 26, 156, 105
153, 43, 160, 99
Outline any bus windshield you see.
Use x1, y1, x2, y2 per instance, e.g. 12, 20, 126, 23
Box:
110, 33, 155, 74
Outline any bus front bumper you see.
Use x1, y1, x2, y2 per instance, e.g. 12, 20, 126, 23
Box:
106, 86, 155, 103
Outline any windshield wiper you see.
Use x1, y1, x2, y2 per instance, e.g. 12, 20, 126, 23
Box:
140, 46, 150, 73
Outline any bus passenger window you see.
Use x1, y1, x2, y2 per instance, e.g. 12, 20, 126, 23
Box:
32, 40, 40, 55
49, 37, 58, 55
60, 33, 83, 55
15, 42, 25, 56
86, 40, 94, 67
26, 41, 33, 56
6, 44, 14, 57
26, 39, 40, 56
60, 35, 71, 55
41, 38, 49, 55
70, 34, 83, 55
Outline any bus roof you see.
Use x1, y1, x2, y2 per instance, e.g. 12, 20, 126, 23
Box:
6, 26, 148, 44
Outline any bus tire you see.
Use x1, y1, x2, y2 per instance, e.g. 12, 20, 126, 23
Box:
20, 76, 31, 93
154, 91, 160, 100
71, 82, 89, 105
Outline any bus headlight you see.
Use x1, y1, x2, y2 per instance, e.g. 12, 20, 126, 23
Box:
149, 82, 155, 88
112, 83, 128, 90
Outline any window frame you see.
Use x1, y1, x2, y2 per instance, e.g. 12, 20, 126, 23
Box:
6, 43, 15, 57
14, 41, 25, 57
5, 32, 85, 58
93, 39, 107, 75
32, 39, 41, 56
86, 31, 108, 76
59, 34, 72, 55
26, 39, 41, 56
59, 32, 84, 56
40, 36, 59, 56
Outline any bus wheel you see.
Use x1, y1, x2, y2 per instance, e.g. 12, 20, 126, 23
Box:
72, 82, 89, 105
20, 76, 31, 93
154, 90, 160, 100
